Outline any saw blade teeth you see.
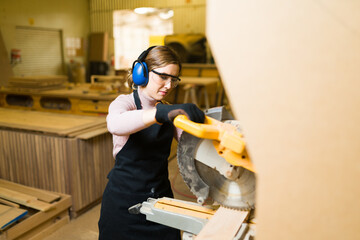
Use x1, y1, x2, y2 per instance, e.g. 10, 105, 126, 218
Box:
219, 205, 253, 211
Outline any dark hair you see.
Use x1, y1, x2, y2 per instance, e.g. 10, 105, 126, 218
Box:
128, 45, 182, 88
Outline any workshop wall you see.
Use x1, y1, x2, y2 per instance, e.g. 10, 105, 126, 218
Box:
0, 0, 90, 65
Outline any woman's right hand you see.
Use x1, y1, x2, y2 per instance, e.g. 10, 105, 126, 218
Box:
155, 103, 205, 124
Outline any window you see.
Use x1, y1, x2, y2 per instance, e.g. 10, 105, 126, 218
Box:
113, 8, 173, 70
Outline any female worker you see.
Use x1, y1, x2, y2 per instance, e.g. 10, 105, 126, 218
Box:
98, 45, 205, 240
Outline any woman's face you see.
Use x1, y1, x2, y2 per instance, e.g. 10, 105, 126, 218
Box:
142, 64, 180, 101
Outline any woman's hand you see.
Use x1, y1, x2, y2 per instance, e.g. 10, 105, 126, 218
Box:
155, 103, 205, 124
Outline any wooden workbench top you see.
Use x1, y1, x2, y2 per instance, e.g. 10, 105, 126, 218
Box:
0, 108, 106, 137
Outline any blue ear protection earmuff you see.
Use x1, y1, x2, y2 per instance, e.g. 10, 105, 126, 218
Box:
131, 46, 157, 86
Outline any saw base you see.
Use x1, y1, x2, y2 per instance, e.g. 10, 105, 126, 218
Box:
134, 197, 255, 240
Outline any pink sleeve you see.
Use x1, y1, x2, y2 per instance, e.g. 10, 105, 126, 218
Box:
106, 94, 148, 136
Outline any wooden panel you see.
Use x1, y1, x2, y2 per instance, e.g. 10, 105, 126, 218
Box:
207, 1, 360, 239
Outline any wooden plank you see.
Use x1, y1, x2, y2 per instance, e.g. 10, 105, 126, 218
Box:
75, 126, 109, 140
15, 211, 69, 240
5, 194, 71, 240
26, 199, 54, 212
0, 204, 27, 231
0, 187, 53, 212
28, 214, 70, 240
66, 123, 107, 138
195, 207, 249, 240
0, 187, 37, 205
0, 198, 20, 208
0, 179, 60, 203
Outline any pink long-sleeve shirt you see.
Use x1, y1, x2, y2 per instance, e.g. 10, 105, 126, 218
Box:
106, 88, 183, 158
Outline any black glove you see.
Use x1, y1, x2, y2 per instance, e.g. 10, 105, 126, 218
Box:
155, 103, 205, 124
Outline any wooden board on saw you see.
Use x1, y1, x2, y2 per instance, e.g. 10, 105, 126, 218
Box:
0, 179, 71, 240
195, 207, 249, 240
0, 108, 113, 216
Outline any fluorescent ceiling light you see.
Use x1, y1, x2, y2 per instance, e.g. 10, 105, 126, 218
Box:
159, 10, 174, 20
134, 7, 156, 15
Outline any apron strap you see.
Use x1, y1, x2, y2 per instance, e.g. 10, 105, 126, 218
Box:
133, 89, 142, 110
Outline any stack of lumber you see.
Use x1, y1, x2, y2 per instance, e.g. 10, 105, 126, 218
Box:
0, 108, 114, 217
0, 179, 71, 240
7, 76, 67, 92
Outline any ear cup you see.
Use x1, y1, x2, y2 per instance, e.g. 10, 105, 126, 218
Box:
132, 61, 149, 86
131, 46, 157, 86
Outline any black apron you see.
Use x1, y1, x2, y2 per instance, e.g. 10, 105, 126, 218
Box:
98, 90, 181, 240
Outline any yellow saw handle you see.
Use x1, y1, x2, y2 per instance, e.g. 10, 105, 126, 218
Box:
174, 115, 255, 172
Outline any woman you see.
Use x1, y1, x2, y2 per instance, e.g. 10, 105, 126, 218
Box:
98, 45, 205, 240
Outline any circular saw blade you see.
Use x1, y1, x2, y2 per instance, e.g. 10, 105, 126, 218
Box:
177, 122, 256, 210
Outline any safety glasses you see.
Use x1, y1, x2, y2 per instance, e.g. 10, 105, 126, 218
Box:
151, 69, 181, 88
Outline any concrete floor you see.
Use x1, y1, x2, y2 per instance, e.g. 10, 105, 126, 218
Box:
43, 157, 197, 240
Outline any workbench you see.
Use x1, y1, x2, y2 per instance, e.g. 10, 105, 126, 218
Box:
0, 83, 125, 116
0, 108, 114, 217
172, 76, 221, 109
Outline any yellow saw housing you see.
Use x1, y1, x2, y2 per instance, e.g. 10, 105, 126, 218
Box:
174, 115, 255, 173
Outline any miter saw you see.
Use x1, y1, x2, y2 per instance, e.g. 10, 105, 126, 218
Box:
130, 107, 256, 240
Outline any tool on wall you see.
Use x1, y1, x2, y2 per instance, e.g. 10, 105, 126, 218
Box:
10, 49, 21, 66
